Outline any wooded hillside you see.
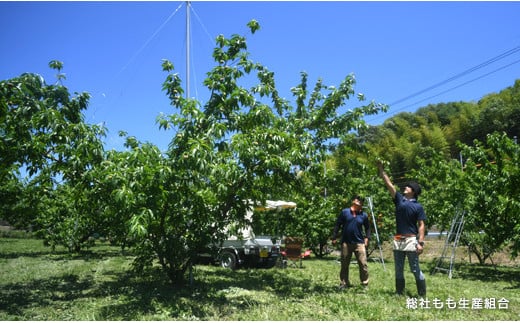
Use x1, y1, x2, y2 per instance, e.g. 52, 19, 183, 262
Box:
360, 79, 520, 177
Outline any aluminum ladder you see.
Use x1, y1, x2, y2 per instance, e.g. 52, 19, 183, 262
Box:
367, 197, 386, 271
431, 209, 465, 278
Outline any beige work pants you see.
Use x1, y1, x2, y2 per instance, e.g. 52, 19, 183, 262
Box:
340, 242, 369, 286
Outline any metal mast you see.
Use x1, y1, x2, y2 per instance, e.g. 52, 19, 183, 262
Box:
186, 1, 191, 99
186, 0, 193, 286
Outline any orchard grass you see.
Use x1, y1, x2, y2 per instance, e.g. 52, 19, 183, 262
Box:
0, 236, 518, 320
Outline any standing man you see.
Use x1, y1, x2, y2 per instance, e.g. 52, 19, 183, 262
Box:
377, 161, 427, 297
332, 195, 371, 290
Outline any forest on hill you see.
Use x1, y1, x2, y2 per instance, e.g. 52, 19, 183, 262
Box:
359, 78, 520, 177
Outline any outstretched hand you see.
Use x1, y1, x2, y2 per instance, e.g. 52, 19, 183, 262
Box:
376, 158, 397, 197
376, 159, 386, 176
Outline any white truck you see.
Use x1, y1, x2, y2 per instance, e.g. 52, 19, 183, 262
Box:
199, 200, 297, 270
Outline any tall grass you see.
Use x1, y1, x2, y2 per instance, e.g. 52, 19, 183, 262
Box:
0, 237, 518, 320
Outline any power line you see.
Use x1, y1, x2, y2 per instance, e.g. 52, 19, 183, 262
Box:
88, 3, 185, 125
389, 45, 520, 107
366, 45, 520, 124
390, 57, 520, 114
117, 2, 184, 78
187, 3, 218, 101
189, 3, 216, 46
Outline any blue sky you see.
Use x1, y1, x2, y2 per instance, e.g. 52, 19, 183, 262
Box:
1, 1, 520, 151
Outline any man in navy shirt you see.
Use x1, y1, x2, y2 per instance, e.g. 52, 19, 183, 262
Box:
332, 195, 371, 290
378, 161, 427, 297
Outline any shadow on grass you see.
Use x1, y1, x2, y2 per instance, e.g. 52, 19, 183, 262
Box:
0, 258, 333, 320
0, 249, 129, 261
0, 238, 130, 261
0, 268, 172, 319
2, 250, 518, 320
0, 272, 96, 317
96, 264, 333, 320
455, 263, 520, 285
426, 259, 520, 287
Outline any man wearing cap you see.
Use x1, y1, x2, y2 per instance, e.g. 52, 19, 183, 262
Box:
332, 195, 371, 290
377, 161, 427, 297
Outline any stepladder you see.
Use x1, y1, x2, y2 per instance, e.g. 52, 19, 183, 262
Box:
367, 197, 386, 270
431, 209, 465, 278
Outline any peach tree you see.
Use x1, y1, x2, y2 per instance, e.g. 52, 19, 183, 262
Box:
115, 21, 386, 284
0, 62, 106, 251
413, 132, 520, 263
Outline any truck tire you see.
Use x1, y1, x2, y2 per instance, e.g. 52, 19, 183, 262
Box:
264, 256, 278, 269
220, 250, 237, 270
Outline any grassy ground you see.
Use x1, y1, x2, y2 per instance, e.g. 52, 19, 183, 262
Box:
0, 236, 519, 320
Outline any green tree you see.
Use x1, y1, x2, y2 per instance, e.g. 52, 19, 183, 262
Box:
459, 132, 520, 262
442, 101, 481, 157
0, 62, 106, 250
412, 132, 520, 263
412, 147, 467, 232
120, 22, 387, 284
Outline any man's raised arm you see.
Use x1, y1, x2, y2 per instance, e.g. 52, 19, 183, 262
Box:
377, 161, 397, 199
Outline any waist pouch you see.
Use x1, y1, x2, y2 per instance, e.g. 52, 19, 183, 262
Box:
392, 235, 417, 252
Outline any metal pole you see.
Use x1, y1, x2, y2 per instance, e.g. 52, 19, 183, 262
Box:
186, 1, 191, 99
367, 197, 386, 270
186, 1, 193, 286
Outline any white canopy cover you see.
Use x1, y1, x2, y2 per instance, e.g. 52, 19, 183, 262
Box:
226, 200, 297, 241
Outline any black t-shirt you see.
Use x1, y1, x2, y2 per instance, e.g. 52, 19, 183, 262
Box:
394, 192, 426, 235
334, 208, 371, 244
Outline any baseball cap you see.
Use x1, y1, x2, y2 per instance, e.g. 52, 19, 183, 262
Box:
406, 181, 422, 198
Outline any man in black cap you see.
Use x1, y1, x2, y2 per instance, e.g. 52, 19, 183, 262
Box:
377, 161, 427, 297
332, 195, 371, 290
